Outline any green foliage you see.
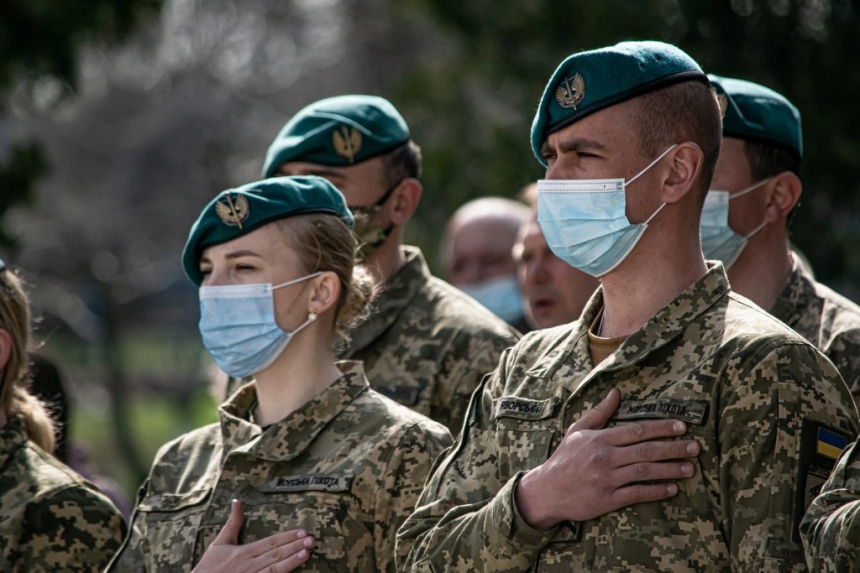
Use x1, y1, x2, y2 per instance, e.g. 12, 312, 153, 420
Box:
398, 0, 860, 288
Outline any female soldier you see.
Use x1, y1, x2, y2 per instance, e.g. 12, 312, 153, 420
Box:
0, 261, 126, 571
108, 176, 452, 573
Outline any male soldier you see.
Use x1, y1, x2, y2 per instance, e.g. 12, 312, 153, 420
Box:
441, 197, 531, 330
398, 41, 860, 571
801, 439, 860, 571
514, 183, 599, 329
262, 96, 520, 433
701, 75, 860, 401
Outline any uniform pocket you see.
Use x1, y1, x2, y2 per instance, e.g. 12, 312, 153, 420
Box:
136, 488, 211, 570
493, 396, 560, 483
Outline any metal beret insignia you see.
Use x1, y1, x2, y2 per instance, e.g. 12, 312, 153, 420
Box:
555, 73, 586, 110
332, 126, 362, 163
215, 193, 250, 228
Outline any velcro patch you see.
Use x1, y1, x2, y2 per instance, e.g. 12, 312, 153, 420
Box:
262, 474, 353, 493
493, 397, 558, 421
614, 399, 708, 425
794, 420, 849, 542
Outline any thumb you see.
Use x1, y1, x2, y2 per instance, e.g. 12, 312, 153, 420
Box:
212, 499, 244, 547
569, 388, 621, 432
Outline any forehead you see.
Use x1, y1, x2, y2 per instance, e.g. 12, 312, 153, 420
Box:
542, 98, 639, 151
201, 222, 290, 260
519, 219, 549, 249
278, 158, 386, 204
453, 217, 519, 256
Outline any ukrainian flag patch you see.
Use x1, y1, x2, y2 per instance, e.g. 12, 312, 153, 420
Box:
817, 427, 848, 460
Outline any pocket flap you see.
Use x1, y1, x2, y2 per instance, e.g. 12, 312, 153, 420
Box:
138, 489, 211, 512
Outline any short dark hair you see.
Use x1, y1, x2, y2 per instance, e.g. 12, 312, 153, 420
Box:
633, 81, 723, 201
381, 140, 422, 187
743, 140, 801, 180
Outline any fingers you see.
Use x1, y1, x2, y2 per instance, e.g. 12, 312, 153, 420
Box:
250, 534, 315, 573
600, 418, 692, 447
570, 388, 622, 432
612, 459, 697, 487
244, 529, 313, 559
212, 499, 245, 546
611, 482, 681, 509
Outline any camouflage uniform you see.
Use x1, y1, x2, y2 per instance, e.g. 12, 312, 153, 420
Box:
0, 415, 125, 572
771, 253, 860, 400
801, 439, 860, 571
398, 265, 860, 572
340, 246, 520, 433
109, 361, 452, 573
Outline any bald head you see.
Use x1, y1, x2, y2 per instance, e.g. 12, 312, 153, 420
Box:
442, 197, 530, 286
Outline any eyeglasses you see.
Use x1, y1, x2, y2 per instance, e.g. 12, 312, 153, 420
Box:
350, 179, 403, 221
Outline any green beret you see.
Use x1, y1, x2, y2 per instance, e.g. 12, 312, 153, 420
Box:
531, 41, 709, 166
182, 176, 354, 286
262, 95, 410, 177
708, 74, 802, 159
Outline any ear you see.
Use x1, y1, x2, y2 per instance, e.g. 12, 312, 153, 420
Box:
661, 142, 704, 204
308, 271, 341, 316
763, 171, 802, 223
387, 178, 422, 226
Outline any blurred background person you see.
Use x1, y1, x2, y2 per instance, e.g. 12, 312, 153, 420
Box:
0, 261, 125, 570
702, 75, 860, 401
513, 183, 599, 329
263, 95, 519, 433
109, 177, 451, 572
441, 196, 530, 331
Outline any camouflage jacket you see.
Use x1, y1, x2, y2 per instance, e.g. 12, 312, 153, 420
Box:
339, 246, 520, 433
398, 264, 860, 573
801, 439, 860, 571
771, 253, 860, 400
109, 362, 452, 573
0, 415, 125, 572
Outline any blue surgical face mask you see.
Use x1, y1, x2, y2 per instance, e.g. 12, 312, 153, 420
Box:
198, 272, 322, 378
460, 275, 523, 325
536, 145, 676, 277
700, 178, 771, 269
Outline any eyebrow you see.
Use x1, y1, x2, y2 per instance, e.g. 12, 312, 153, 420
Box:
557, 136, 609, 154
279, 165, 345, 181
200, 250, 262, 266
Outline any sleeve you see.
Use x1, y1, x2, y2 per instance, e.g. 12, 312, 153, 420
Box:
16, 485, 126, 573
718, 342, 860, 572
105, 479, 152, 572
396, 349, 557, 573
800, 440, 860, 572
374, 421, 454, 573
823, 329, 860, 406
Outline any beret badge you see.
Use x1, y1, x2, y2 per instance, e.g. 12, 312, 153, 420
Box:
332, 126, 363, 164
555, 73, 586, 110
215, 193, 250, 228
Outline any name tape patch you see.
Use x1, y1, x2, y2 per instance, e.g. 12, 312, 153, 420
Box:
614, 399, 709, 426
493, 397, 558, 421
262, 474, 353, 493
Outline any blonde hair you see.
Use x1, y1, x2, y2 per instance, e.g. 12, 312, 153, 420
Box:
276, 215, 377, 341
0, 271, 55, 452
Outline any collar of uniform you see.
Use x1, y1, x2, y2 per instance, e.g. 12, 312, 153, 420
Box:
339, 245, 427, 356
769, 252, 816, 327
0, 415, 29, 470
218, 361, 370, 461
527, 263, 729, 387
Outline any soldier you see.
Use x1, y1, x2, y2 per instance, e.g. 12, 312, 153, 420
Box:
801, 439, 860, 571
701, 75, 860, 401
262, 96, 520, 432
108, 177, 452, 572
514, 183, 599, 329
441, 197, 531, 331
0, 260, 125, 571
397, 41, 860, 571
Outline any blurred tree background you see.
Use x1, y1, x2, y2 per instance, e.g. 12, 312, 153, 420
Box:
1, 0, 858, 496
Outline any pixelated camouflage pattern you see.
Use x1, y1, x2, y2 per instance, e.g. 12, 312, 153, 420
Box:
0, 415, 125, 572
340, 246, 520, 433
109, 361, 452, 573
398, 264, 860, 572
801, 439, 860, 571
771, 253, 860, 401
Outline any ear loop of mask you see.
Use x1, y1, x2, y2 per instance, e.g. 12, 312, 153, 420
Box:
273, 271, 323, 330
726, 177, 775, 242
625, 144, 678, 223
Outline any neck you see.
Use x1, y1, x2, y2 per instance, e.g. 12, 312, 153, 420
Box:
599, 235, 707, 339
364, 237, 406, 283
251, 323, 341, 427
726, 233, 793, 311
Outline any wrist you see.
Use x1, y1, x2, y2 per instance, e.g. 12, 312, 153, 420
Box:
514, 469, 557, 531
